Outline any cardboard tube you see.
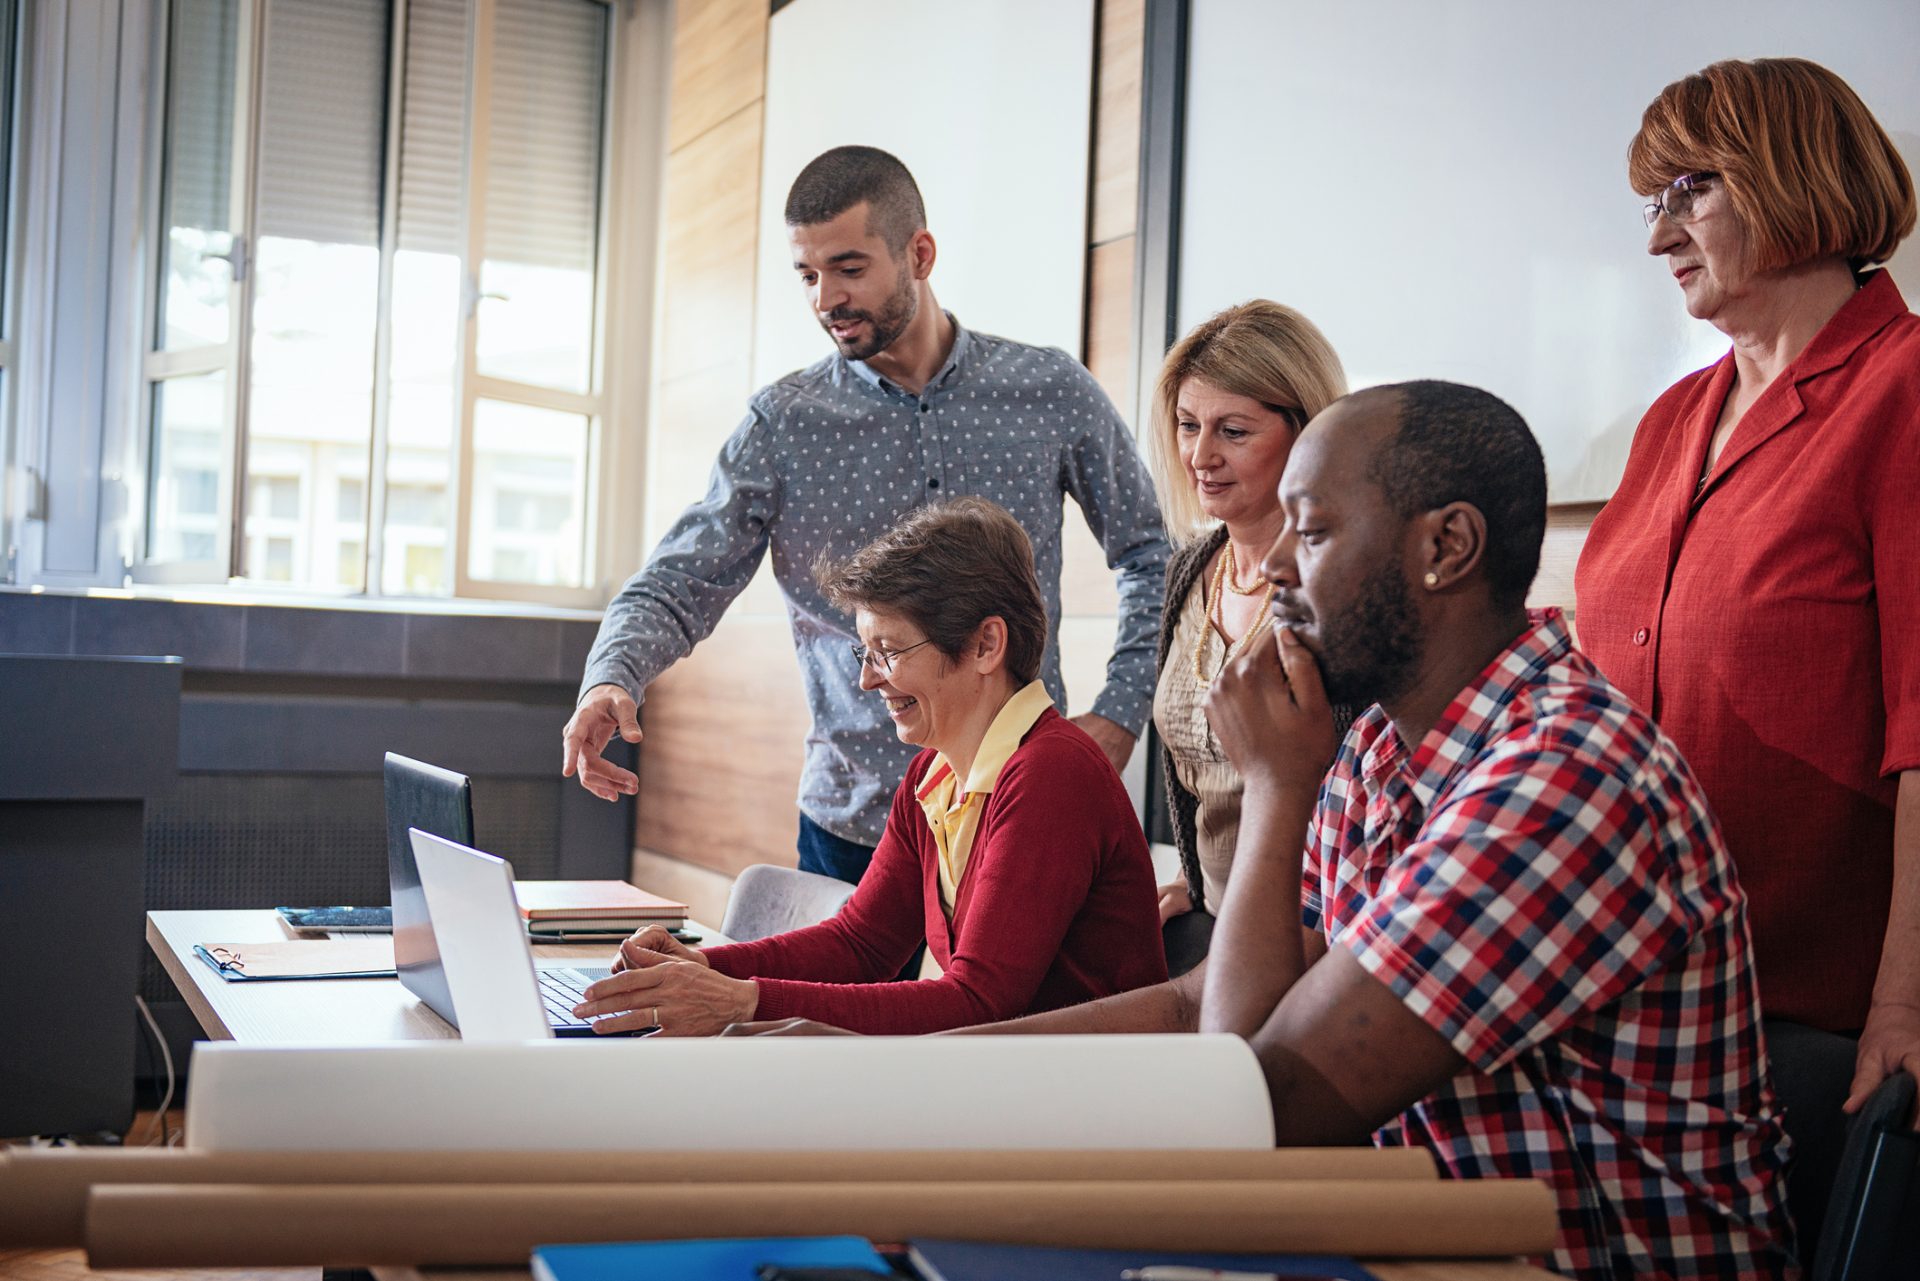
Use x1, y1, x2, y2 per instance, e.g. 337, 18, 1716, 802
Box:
83, 1178, 1557, 1268
0, 1146, 1433, 1246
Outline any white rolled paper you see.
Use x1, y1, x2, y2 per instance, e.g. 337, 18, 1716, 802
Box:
184, 1034, 1276, 1152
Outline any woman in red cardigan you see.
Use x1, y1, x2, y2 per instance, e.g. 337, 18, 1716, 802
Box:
571, 497, 1167, 1035
1575, 58, 1919, 1111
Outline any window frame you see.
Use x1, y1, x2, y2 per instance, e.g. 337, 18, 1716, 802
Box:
0, 0, 24, 581
132, 0, 619, 608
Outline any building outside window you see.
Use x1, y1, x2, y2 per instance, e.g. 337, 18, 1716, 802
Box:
142, 0, 612, 603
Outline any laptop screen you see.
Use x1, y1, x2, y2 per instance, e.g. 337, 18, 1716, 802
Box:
382, 753, 474, 1026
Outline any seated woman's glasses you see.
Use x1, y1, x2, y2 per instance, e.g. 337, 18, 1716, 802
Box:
850, 638, 935, 674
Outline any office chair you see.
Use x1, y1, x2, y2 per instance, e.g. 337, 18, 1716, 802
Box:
1809, 1067, 1919, 1281
720, 863, 857, 943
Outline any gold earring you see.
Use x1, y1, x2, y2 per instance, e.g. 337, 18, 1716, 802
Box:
1424, 572, 1440, 588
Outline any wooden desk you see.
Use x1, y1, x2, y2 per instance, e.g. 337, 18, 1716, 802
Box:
156, 911, 1559, 1281
148, 908, 727, 1043
378, 1260, 1559, 1281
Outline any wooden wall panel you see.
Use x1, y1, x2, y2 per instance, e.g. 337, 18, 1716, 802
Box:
632, 1, 791, 880
1531, 503, 1602, 618
667, 0, 769, 152
1084, 236, 1136, 410
1089, 0, 1144, 246
635, 617, 807, 877
658, 103, 765, 380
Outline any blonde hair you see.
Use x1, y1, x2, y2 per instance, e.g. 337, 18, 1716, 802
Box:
1629, 58, 1915, 272
1147, 300, 1348, 537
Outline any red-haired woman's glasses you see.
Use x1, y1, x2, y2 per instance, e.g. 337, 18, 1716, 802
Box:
1643, 172, 1719, 228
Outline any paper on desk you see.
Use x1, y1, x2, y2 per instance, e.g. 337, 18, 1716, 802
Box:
191, 938, 396, 981
184, 1035, 1274, 1151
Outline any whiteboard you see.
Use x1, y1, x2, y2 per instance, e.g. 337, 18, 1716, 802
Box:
1180, 0, 1920, 501
753, 0, 1095, 388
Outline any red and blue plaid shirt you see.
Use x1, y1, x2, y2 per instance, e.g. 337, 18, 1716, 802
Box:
1303, 611, 1796, 1280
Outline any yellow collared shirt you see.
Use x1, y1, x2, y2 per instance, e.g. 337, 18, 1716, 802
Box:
914, 679, 1056, 913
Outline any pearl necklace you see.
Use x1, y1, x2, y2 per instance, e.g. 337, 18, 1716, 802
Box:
1220, 540, 1265, 595
1192, 547, 1276, 687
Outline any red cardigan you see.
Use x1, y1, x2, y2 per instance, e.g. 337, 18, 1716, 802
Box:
702, 708, 1169, 1033
1576, 271, 1920, 1030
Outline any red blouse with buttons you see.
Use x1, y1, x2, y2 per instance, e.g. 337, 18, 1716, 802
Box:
1576, 271, 1920, 1031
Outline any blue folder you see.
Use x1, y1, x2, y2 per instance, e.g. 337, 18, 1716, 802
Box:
908, 1239, 1378, 1281
531, 1235, 891, 1281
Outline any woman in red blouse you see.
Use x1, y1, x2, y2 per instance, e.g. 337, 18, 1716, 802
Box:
1576, 58, 1919, 1111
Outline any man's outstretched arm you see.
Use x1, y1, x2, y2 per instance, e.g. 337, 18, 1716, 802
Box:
564, 411, 780, 799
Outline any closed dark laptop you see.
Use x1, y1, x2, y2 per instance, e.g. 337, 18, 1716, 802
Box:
382, 753, 473, 1027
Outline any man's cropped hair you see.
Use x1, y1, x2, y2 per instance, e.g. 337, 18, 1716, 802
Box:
1369, 380, 1547, 609
785, 146, 928, 255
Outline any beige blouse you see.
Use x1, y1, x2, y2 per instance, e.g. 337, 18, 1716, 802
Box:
1151, 576, 1267, 915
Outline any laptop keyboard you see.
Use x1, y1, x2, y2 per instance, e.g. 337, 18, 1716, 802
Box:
537, 966, 614, 1030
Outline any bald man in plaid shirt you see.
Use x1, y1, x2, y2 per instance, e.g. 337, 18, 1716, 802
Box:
1198, 381, 1796, 1279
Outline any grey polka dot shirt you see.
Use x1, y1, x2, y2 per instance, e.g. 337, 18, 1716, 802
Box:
580, 318, 1171, 847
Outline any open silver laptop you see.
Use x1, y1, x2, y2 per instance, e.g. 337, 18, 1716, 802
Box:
407, 828, 647, 1040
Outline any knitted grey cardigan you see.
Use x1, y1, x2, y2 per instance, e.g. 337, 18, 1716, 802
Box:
1154, 526, 1232, 912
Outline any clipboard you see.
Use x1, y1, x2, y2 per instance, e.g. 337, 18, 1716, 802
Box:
192, 938, 397, 982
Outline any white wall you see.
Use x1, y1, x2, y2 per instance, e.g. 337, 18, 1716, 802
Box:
1180, 0, 1920, 501
752, 0, 1095, 387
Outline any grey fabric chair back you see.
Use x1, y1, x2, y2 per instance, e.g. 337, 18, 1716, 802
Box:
720, 863, 856, 944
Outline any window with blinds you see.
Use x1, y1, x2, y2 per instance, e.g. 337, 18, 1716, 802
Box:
142, 0, 615, 600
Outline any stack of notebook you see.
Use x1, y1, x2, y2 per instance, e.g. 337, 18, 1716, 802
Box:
514, 880, 689, 943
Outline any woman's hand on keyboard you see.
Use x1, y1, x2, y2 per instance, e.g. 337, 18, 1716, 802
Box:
611, 923, 707, 973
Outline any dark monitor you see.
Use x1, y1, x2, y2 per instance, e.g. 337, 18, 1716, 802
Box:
382, 753, 473, 1027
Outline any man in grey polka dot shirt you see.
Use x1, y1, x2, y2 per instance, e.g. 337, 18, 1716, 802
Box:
563, 146, 1170, 885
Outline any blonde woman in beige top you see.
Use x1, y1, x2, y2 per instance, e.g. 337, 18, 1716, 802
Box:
1148, 302, 1348, 931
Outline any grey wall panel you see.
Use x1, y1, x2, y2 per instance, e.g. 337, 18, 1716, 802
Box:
0, 655, 182, 800
176, 691, 637, 777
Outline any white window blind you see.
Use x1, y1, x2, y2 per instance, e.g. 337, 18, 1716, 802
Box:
255, 0, 389, 247
397, 0, 469, 256
163, 0, 239, 234
484, 0, 605, 272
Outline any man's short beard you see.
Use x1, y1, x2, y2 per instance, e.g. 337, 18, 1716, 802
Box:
1315, 561, 1424, 710
826, 257, 919, 362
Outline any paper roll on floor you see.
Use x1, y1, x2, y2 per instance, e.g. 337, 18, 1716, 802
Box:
83, 1178, 1559, 1268
184, 1034, 1275, 1151
0, 1146, 1435, 1248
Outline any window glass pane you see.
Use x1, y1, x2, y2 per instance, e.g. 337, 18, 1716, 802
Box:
468, 399, 589, 587
156, 0, 240, 352
148, 372, 229, 564
477, 0, 606, 394
381, 0, 469, 597
238, 0, 388, 590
